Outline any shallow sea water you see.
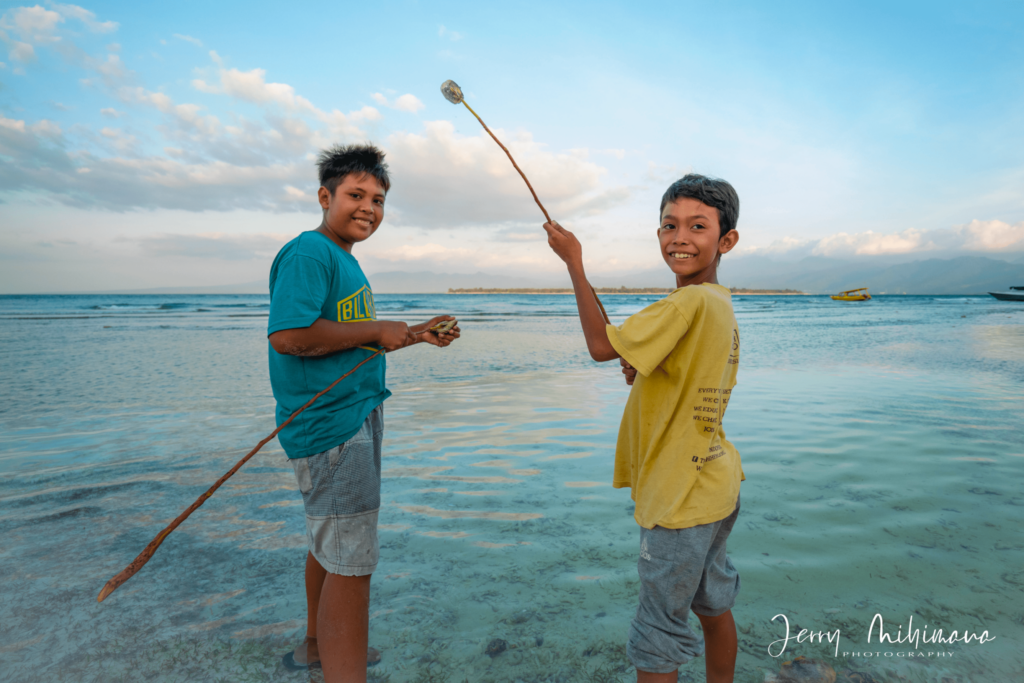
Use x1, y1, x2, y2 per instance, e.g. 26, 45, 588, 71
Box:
1, 292, 1022, 682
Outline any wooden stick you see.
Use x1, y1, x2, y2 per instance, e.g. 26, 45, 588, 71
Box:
97, 348, 386, 602
460, 100, 611, 326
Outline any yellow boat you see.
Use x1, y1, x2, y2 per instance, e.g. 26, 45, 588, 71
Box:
831, 287, 871, 301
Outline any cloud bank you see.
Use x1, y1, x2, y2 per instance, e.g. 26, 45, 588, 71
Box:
0, 5, 625, 227
736, 219, 1024, 259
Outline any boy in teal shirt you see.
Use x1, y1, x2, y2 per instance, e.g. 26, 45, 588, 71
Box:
268, 143, 459, 681
544, 174, 744, 683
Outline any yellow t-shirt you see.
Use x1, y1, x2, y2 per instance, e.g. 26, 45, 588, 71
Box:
606, 283, 745, 530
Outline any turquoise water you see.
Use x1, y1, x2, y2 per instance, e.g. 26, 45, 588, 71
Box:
1, 293, 1022, 682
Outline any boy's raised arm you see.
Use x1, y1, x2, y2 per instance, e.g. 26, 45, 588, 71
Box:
542, 221, 619, 362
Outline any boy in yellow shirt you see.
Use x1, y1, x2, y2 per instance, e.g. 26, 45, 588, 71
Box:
543, 174, 744, 683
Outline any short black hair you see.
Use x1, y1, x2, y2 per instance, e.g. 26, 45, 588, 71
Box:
317, 143, 391, 196
660, 173, 740, 237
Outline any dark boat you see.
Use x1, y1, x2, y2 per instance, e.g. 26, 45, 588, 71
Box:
989, 286, 1024, 302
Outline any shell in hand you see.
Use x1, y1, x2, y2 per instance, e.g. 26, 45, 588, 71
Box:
430, 319, 458, 334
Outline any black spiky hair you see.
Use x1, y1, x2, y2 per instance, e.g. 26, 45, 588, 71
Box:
660, 173, 740, 237
317, 143, 391, 195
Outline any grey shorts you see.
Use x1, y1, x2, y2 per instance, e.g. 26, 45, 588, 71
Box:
627, 495, 741, 674
291, 404, 383, 576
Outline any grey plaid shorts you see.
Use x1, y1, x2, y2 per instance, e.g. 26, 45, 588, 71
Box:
291, 404, 383, 576
627, 495, 741, 673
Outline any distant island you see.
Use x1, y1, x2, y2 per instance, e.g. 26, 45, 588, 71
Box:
447, 287, 807, 295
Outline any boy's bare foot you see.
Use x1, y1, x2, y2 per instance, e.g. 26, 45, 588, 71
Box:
282, 636, 321, 671
282, 638, 381, 670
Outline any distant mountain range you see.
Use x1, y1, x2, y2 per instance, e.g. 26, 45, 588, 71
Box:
93, 255, 1023, 295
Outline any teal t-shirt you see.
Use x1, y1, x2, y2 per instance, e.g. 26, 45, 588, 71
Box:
267, 230, 390, 459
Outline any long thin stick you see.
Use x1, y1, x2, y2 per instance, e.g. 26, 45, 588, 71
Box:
459, 100, 611, 325
97, 348, 386, 602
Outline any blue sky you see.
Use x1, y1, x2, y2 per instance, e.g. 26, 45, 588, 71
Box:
1, 0, 1022, 292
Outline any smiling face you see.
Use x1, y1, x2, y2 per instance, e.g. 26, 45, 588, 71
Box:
658, 197, 739, 287
317, 172, 386, 252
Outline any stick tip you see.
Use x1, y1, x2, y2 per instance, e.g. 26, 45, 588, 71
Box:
97, 581, 116, 603
441, 80, 464, 104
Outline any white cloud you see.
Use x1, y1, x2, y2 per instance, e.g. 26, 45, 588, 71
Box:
117, 86, 221, 135
93, 52, 127, 81
0, 115, 27, 133
196, 66, 317, 112
385, 120, 628, 228
372, 242, 473, 262
0, 112, 311, 211
361, 240, 552, 273
393, 94, 425, 113
51, 4, 118, 33
139, 232, 289, 260
100, 107, 121, 118
956, 219, 1024, 251
814, 227, 933, 256
99, 126, 136, 153
1, 4, 118, 74
371, 92, 425, 114
7, 40, 36, 63
190, 61, 381, 142
283, 185, 307, 201
0, 3, 117, 56
738, 221, 1024, 259
494, 228, 546, 242
732, 236, 813, 257
31, 119, 61, 137
191, 78, 219, 94
1, 6, 63, 40
173, 33, 202, 47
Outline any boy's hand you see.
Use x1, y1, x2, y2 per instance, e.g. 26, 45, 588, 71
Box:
621, 358, 637, 386
542, 221, 583, 270
411, 315, 461, 348
377, 320, 418, 351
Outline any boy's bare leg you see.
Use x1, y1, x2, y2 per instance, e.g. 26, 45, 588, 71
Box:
318, 572, 372, 683
301, 551, 328, 663
696, 610, 737, 683
635, 610, 736, 683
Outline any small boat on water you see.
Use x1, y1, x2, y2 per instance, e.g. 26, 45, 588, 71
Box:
989, 286, 1024, 302
831, 287, 871, 301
